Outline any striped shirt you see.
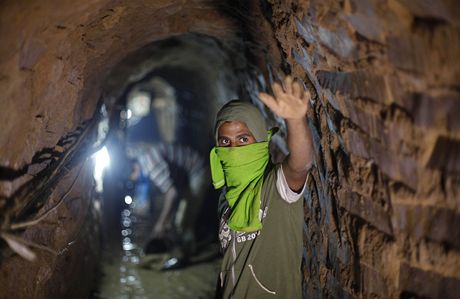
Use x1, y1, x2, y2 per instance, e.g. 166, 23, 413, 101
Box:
126, 143, 206, 193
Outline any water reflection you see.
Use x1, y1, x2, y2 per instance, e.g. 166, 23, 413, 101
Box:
94, 204, 220, 299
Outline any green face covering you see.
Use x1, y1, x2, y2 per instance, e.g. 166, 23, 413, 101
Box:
210, 129, 274, 232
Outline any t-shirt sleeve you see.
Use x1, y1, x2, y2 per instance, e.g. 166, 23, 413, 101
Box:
276, 164, 307, 203
143, 147, 173, 193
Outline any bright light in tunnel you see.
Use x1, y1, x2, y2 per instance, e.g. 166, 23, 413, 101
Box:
128, 91, 151, 117
126, 91, 151, 127
93, 146, 111, 192
124, 195, 133, 205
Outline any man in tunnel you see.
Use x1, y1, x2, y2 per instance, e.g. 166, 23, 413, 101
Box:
127, 142, 209, 269
125, 77, 213, 270
211, 76, 313, 298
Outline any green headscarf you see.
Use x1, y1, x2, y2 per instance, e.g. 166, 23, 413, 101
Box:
210, 100, 273, 232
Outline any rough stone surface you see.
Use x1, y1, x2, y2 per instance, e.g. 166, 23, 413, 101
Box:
263, 0, 460, 297
0, 162, 100, 299
0, 1, 242, 298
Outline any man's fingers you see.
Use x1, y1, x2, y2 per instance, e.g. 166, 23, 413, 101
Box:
284, 76, 293, 95
292, 80, 302, 99
259, 92, 278, 111
304, 90, 311, 101
272, 82, 285, 99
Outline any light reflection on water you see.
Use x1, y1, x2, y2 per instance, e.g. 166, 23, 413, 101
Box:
94, 206, 220, 299
118, 208, 146, 298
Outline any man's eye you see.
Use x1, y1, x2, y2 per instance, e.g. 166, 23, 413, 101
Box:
220, 138, 230, 145
239, 137, 249, 143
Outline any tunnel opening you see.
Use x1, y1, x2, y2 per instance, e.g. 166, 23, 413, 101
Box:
1, 1, 285, 295
91, 32, 270, 298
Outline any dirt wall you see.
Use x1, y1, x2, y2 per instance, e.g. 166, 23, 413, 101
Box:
0, 1, 240, 298
261, 0, 460, 297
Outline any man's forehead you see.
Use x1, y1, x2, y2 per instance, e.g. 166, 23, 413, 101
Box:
218, 121, 253, 135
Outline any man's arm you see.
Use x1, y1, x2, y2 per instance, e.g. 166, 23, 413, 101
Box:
153, 186, 178, 237
259, 76, 314, 192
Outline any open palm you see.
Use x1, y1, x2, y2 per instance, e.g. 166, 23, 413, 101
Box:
259, 76, 310, 120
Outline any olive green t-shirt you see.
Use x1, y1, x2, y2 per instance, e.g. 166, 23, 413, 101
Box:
219, 164, 304, 298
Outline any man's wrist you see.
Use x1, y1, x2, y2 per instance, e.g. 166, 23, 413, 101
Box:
285, 117, 307, 126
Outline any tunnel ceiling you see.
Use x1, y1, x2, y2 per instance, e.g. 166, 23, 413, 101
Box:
103, 33, 253, 152
102, 33, 247, 122
0, 0, 242, 175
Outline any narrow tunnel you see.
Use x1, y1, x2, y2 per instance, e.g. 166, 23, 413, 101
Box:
93, 34, 247, 298
1, 1, 460, 299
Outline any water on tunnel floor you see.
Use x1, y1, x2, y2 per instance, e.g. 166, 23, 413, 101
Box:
93, 201, 221, 299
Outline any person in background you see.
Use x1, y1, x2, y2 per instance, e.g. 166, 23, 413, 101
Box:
127, 142, 209, 270
211, 76, 314, 298
125, 76, 212, 270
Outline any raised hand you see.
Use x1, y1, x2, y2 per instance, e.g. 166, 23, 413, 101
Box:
259, 75, 314, 191
258, 75, 311, 120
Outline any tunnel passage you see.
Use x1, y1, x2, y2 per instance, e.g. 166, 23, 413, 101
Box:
1, 1, 460, 299
92, 33, 250, 298
97, 34, 246, 248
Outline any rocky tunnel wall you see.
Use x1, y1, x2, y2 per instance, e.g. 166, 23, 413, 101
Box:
253, 0, 460, 298
0, 1, 244, 298
1, 1, 460, 298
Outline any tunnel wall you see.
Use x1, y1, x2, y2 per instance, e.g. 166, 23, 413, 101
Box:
0, 0, 238, 169
0, 1, 241, 298
0, 163, 100, 299
256, 0, 460, 298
